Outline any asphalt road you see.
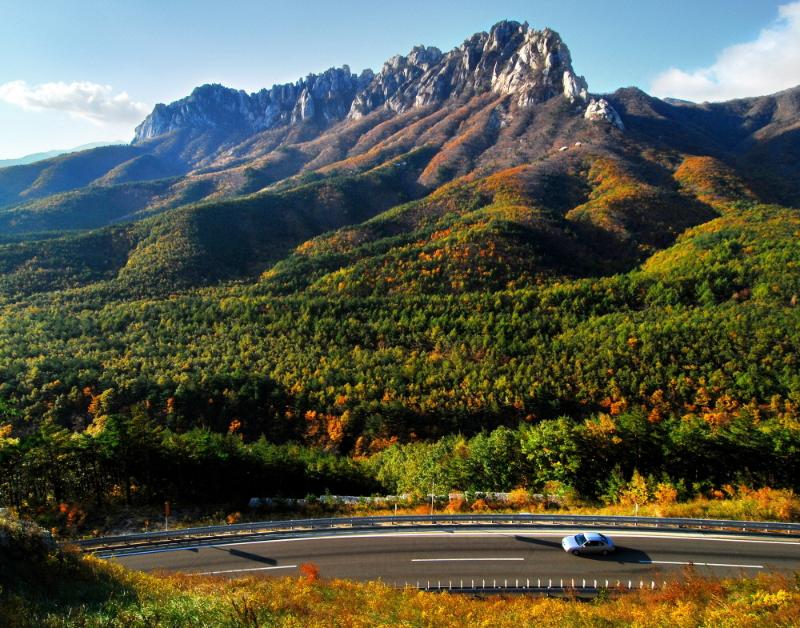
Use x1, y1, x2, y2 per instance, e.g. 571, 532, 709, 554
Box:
109, 528, 800, 587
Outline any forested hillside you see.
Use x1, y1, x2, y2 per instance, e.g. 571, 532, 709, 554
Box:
1, 21, 799, 527
1, 194, 798, 513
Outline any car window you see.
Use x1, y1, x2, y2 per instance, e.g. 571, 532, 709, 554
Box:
575, 534, 586, 545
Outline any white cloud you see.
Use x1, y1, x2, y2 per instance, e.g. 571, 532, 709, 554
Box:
0, 80, 149, 125
651, 2, 800, 102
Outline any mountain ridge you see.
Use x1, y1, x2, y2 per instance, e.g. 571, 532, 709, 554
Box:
1, 20, 797, 228
0, 141, 125, 168
0, 20, 797, 299
132, 21, 590, 144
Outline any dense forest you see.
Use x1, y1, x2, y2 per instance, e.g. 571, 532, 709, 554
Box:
1, 54, 799, 522
1, 168, 799, 519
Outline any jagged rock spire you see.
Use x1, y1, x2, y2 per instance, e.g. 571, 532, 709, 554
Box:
349, 21, 588, 118
134, 21, 589, 142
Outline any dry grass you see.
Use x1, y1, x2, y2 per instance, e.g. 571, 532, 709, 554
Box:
7, 558, 799, 627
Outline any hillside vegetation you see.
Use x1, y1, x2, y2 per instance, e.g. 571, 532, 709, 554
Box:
0, 147, 433, 296
1, 152, 799, 518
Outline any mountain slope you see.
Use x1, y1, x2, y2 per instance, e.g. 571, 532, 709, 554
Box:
260, 150, 736, 297
0, 20, 797, 301
0, 147, 434, 296
0, 145, 144, 207
607, 85, 800, 205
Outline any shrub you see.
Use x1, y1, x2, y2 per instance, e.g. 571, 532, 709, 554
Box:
299, 562, 320, 582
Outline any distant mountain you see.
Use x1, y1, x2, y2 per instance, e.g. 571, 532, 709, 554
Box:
0, 141, 125, 168
0, 20, 797, 297
133, 24, 588, 145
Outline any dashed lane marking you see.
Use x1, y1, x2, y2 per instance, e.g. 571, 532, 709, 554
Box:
639, 560, 763, 569
193, 564, 297, 575
411, 557, 524, 562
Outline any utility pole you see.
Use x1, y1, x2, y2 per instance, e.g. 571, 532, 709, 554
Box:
164, 501, 170, 531
430, 479, 435, 515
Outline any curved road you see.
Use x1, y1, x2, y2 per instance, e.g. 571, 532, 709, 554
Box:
109, 527, 800, 587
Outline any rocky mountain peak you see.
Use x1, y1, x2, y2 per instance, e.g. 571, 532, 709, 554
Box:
487, 23, 588, 105
349, 21, 588, 118
133, 67, 365, 143
401, 46, 444, 70
134, 21, 591, 142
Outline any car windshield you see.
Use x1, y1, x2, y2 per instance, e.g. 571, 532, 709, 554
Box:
575, 533, 587, 545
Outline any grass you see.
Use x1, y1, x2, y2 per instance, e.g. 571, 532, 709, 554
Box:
3, 548, 800, 626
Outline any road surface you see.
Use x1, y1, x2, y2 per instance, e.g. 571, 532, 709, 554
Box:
108, 527, 800, 587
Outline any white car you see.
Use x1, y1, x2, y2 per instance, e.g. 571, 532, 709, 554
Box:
561, 532, 615, 555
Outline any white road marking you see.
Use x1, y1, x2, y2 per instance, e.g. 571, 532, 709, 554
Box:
193, 564, 297, 575
639, 560, 763, 569
105, 546, 200, 557
411, 557, 524, 562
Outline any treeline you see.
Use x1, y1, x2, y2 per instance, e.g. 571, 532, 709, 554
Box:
370, 410, 800, 499
2, 407, 799, 517
0, 414, 375, 510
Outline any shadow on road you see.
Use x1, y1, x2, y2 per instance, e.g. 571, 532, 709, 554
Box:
210, 546, 278, 565
514, 535, 563, 549
579, 546, 652, 565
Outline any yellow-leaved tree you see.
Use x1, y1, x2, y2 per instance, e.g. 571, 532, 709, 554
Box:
620, 469, 650, 516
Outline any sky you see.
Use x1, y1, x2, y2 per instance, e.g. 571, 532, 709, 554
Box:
0, 0, 798, 159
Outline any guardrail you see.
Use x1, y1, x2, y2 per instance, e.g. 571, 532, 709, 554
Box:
73, 513, 800, 552
400, 576, 668, 595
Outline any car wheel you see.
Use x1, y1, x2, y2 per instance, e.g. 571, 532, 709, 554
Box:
570, 550, 578, 555
601, 550, 609, 556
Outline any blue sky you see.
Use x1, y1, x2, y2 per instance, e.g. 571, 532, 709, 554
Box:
0, 0, 797, 158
